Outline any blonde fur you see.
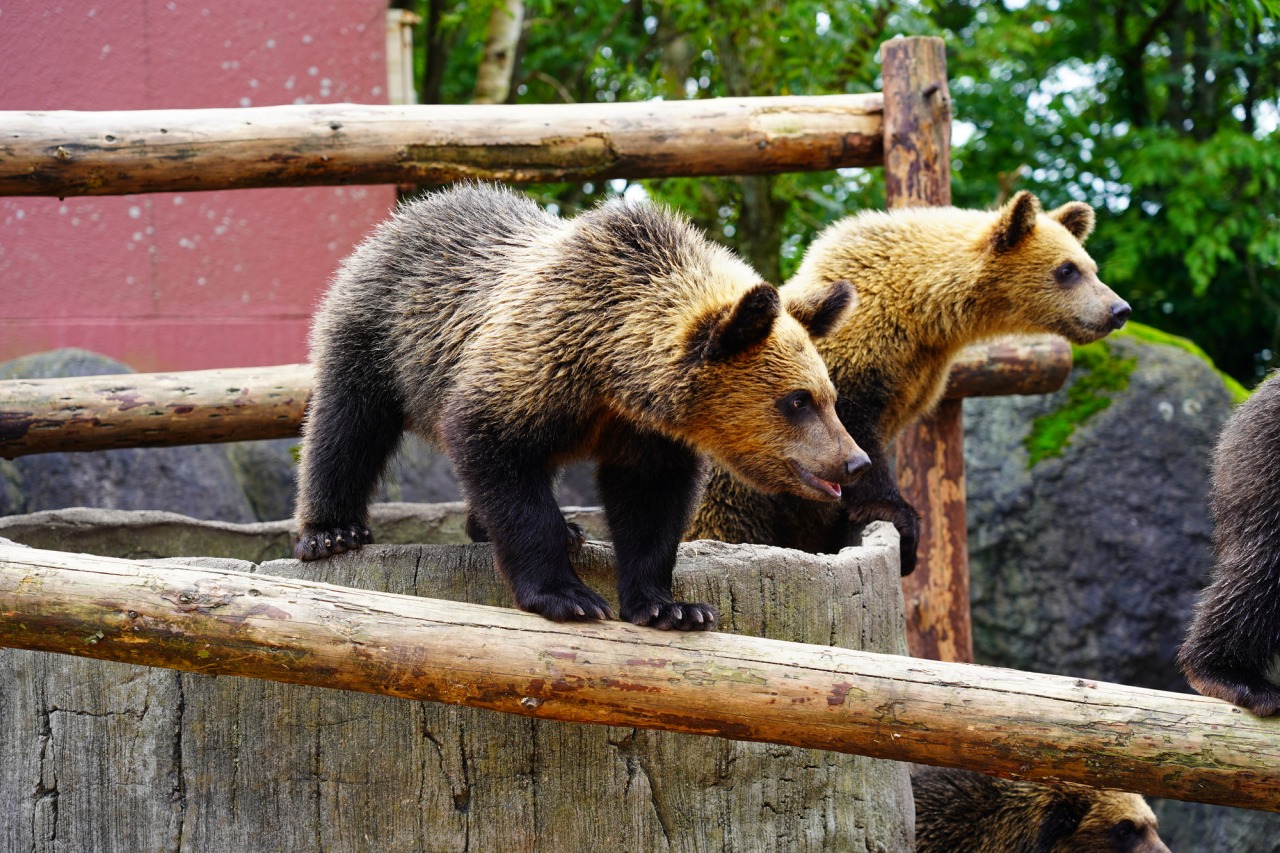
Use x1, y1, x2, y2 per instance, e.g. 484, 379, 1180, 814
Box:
687, 192, 1129, 566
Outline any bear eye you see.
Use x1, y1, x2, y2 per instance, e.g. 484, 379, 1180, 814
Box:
1107, 820, 1139, 846
1053, 261, 1081, 286
777, 390, 813, 419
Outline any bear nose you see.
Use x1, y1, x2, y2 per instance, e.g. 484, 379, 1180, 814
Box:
1109, 300, 1132, 329
846, 451, 871, 478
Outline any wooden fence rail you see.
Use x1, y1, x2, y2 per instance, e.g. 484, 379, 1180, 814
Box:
0, 95, 882, 197
1, 541, 1277, 812
0, 338, 1069, 459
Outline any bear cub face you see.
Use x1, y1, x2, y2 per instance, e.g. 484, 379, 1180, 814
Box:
988, 191, 1130, 344
682, 279, 868, 502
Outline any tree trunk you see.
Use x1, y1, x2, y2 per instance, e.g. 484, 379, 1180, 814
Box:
471, 0, 525, 105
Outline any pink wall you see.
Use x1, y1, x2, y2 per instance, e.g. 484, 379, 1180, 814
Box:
0, 1, 397, 371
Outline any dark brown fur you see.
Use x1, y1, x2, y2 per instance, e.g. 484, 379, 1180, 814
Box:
912, 767, 1170, 853
294, 184, 864, 629
1178, 370, 1280, 715
686, 192, 1131, 573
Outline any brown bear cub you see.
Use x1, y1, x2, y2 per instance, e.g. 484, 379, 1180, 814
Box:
912, 766, 1170, 853
1178, 370, 1280, 715
294, 183, 866, 630
687, 192, 1131, 574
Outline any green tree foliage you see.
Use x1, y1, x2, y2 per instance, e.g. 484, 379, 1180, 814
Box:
400, 0, 1279, 383
940, 0, 1280, 381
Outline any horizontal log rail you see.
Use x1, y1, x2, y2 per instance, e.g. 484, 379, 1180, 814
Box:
0, 95, 883, 197
0, 338, 1068, 458
0, 542, 1275, 811
0, 363, 310, 458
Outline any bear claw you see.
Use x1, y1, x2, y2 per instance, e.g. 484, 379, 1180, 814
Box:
517, 583, 616, 623
294, 524, 373, 561
623, 598, 717, 632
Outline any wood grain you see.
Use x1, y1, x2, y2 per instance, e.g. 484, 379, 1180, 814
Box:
881, 36, 974, 663
0, 96, 883, 197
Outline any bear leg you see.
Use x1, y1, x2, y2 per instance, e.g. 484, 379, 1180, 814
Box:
294, 371, 404, 561
1178, 573, 1280, 717
597, 426, 716, 631
466, 509, 587, 554
448, 416, 613, 622
840, 439, 921, 576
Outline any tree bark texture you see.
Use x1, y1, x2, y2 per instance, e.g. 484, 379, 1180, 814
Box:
0, 96, 883, 198
0, 363, 312, 458
0, 530, 915, 852
880, 36, 971, 663
471, 0, 525, 104
0, 340, 1067, 459
894, 399, 973, 662
2, 536, 1279, 821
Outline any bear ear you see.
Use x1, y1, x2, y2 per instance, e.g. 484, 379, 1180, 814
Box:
1048, 201, 1096, 243
1031, 791, 1088, 853
785, 279, 858, 339
696, 283, 780, 362
991, 190, 1042, 253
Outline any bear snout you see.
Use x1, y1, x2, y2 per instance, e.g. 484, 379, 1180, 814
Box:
1109, 300, 1132, 329
845, 450, 871, 480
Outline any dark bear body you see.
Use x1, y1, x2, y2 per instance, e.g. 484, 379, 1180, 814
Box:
1178, 369, 1280, 715
686, 192, 1131, 573
912, 766, 1170, 853
294, 184, 864, 630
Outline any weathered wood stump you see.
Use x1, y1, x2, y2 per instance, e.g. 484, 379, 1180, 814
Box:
0, 521, 913, 852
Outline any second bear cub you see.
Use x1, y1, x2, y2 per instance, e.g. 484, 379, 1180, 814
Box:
294, 184, 865, 630
688, 192, 1131, 573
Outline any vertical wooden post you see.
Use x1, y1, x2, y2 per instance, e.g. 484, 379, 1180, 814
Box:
881, 37, 974, 663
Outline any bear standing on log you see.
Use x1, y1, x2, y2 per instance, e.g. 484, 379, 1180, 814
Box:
687, 192, 1131, 574
1179, 370, 1280, 716
293, 183, 866, 630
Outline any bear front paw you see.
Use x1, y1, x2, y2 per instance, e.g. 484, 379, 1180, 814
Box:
622, 598, 718, 632
517, 582, 616, 622
294, 524, 373, 561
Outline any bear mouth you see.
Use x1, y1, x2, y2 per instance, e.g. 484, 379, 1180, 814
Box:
791, 461, 843, 501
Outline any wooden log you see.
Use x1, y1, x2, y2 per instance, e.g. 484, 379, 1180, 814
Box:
894, 399, 974, 662
0, 339, 1067, 459
943, 336, 1071, 399
881, 36, 973, 663
0, 363, 312, 458
3, 535, 913, 851
0, 95, 883, 198
1, 541, 1278, 812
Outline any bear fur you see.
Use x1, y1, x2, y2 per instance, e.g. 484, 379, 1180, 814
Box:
686, 192, 1131, 574
912, 766, 1170, 853
1178, 369, 1280, 715
294, 183, 865, 630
